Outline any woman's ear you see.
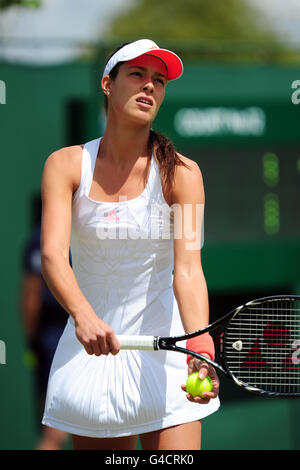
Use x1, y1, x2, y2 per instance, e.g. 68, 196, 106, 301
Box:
101, 75, 112, 96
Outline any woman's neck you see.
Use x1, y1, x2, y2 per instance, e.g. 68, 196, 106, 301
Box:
100, 119, 151, 169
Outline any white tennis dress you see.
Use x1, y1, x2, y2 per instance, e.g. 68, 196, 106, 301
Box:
42, 137, 220, 437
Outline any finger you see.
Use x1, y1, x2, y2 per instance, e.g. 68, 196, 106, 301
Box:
198, 369, 208, 380
198, 362, 209, 379
212, 383, 220, 397
186, 394, 209, 404
91, 339, 101, 356
98, 335, 110, 355
187, 358, 194, 375
84, 343, 93, 355
202, 391, 217, 400
196, 398, 210, 404
187, 394, 210, 404
108, 335, 121, 355
188, 358, 201, 375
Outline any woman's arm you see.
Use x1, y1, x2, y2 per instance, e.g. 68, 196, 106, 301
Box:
41, 146, 120, 356
171, 155, 219, 403
172, 156, 208, 332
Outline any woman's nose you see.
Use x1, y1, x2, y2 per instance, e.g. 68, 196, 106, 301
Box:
143, 79, 154, 93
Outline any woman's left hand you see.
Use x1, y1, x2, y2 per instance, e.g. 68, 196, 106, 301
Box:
181, 354, 220, 404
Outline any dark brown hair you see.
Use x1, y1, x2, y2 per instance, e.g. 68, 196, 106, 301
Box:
103, 42, 190, 198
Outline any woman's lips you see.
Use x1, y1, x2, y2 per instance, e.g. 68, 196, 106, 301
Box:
136, 97, 153, 108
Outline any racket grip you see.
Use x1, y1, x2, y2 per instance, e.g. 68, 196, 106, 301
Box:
116, 335, 156, 350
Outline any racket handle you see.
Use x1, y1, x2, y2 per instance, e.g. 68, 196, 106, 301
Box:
116, 335, 157, 350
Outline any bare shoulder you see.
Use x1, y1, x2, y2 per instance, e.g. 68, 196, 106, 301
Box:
171, 153, 204, 204
176, 153, 202, 177
43, 144, 83, 192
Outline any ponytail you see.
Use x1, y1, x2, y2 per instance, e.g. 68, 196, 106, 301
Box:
148, 129, 191, 198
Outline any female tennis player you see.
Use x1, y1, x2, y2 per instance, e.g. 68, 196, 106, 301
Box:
41, 39, 220, 450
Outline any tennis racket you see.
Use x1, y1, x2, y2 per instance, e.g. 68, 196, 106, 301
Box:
116, 295, 300, 398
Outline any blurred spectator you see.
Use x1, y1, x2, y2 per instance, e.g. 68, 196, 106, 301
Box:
20, 193, 69, 450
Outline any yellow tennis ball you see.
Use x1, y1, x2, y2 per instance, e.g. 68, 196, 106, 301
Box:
186, 372, 213, 398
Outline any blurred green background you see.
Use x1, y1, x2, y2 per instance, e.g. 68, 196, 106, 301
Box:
0, 0, 300, 450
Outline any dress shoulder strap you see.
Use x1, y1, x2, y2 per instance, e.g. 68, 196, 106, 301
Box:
74, 137, 101, 200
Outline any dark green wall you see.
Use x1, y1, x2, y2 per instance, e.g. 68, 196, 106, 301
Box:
0, 61, 96, 449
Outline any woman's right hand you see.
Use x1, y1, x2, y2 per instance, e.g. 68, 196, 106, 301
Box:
75, 312, 120, 356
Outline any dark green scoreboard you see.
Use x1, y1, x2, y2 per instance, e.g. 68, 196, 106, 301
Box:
154, 101, 300, 245
183, 145, 299, 243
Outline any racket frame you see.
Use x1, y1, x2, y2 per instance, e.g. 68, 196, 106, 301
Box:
117, 295, 300, 397
156, 295, 300, 398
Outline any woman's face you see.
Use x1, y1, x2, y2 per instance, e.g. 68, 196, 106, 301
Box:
104, 54, 168, 127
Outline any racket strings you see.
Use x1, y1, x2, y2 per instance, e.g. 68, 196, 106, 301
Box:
223, 298, 300, 395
